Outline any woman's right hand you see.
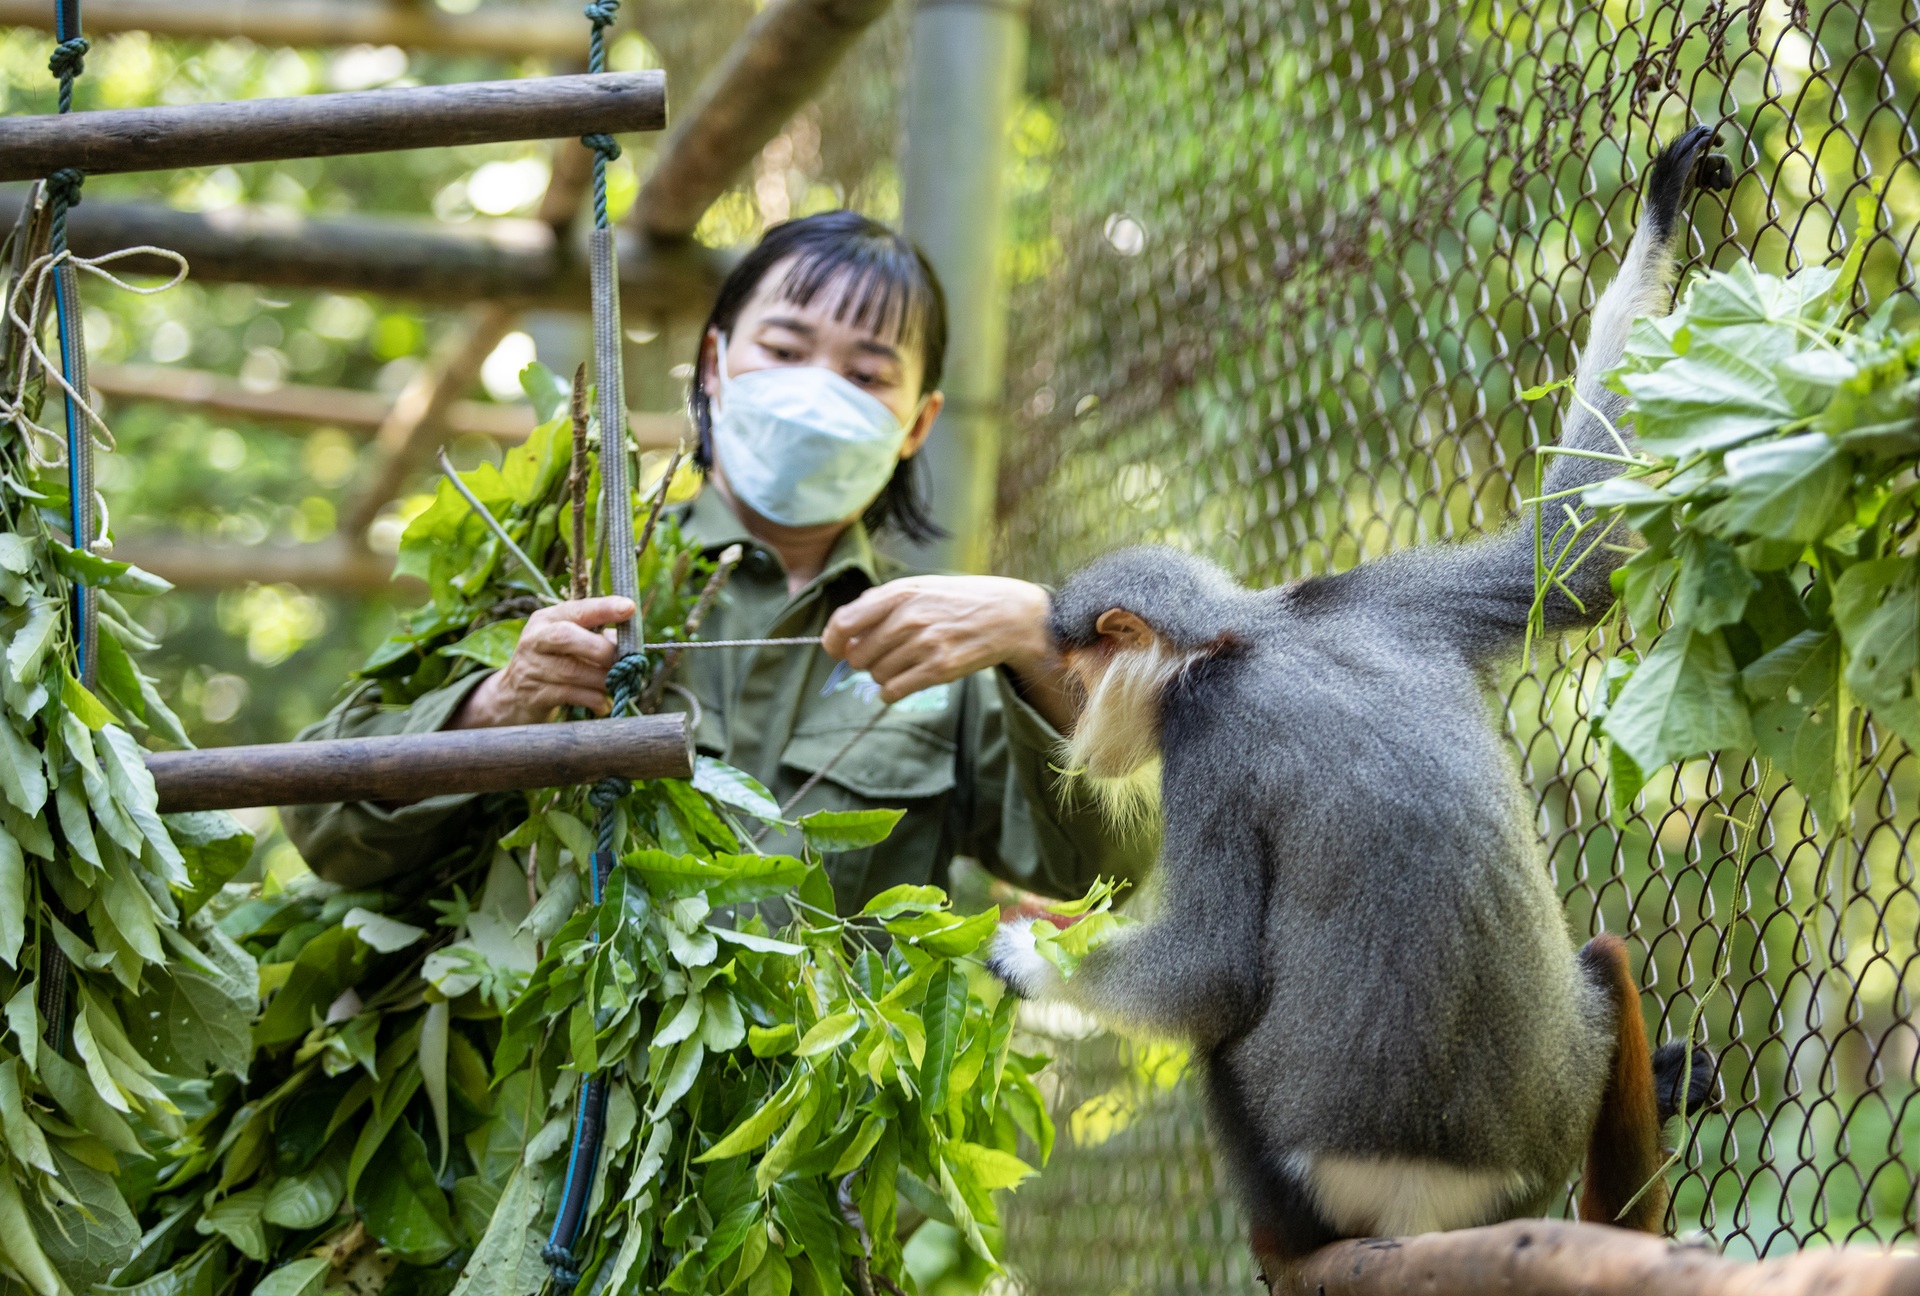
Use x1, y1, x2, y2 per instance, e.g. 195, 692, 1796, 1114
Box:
448, 595, 635, 729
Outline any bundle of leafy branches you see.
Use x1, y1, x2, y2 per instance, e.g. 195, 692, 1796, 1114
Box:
1536, 206, 1920, 826
70, 363, 1114, 1296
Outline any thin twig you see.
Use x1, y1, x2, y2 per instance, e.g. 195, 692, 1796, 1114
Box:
568, 362, 589, 600
640, 543, 743, 713
755, 704, 894, 842
435, 447, 559, 603
635, 446, 685, 562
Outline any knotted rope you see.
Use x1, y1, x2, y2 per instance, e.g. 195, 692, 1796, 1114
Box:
582, 0, 622, 229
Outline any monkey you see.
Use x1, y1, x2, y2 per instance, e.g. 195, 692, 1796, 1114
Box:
987, 126, 1732, 1271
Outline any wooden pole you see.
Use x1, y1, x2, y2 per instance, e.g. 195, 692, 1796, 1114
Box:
633, 0, 894, 241
0, 0, 616, 58
0, 194, 735, 317
91, 362, 691, 447
0, 71, 665, 183
146, 713, 694, 812
1269, 1221, 1920, 1296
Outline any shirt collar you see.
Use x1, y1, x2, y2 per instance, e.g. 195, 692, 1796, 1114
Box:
681, 486, 884, 589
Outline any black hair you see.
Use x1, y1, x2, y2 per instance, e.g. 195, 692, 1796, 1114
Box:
688, 210, 949, 544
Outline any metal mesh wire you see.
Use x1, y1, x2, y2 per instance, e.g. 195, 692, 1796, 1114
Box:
992, 0, 1920, 1284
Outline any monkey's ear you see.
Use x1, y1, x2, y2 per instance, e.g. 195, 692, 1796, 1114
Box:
1094, 608, 1154, 648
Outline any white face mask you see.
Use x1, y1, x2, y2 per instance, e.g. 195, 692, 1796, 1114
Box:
708, 333, 922, 528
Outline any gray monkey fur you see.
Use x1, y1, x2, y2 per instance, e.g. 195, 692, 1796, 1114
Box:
991, 127, 1731, 1255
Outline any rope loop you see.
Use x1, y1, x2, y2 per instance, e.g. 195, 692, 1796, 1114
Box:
47, 36, 88, 82
581, 132, 622, 162
583, 0, 620, 25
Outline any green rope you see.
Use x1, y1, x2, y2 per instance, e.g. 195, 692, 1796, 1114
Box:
582, 1, 622, 229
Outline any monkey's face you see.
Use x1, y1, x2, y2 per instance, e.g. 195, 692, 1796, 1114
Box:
1058, 610, 1190, 828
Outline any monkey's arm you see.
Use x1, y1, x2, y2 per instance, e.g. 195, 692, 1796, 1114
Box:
988, 774, 1267, 1046
1303, 127, 1728, 658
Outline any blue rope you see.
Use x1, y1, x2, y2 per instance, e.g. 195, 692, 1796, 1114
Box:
47, 12, 91, 684
543, 652, 646, 1289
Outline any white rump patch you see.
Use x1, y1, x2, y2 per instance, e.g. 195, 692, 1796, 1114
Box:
1285, 1151, 1533, 1237
986, 921, 1064, 999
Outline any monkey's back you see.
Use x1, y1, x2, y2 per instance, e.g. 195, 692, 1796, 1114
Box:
1183, 599, 1611, 1203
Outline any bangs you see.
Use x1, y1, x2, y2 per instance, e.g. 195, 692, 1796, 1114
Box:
772, 240, 935, 352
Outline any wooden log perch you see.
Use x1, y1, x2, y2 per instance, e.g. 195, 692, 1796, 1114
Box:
1269, 1221, 1920, 1296
0, 0, 610, 59
0, 193, 734, 317
635, 0, 894, 240
0, 71, 664, 183
146, 713, 694, 813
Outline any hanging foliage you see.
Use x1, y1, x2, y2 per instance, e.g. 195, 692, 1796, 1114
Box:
16, 361, 1104, 1296
1539, 197, 1920, 827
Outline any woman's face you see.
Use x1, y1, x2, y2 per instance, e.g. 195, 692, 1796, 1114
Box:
700, 257, 943, 461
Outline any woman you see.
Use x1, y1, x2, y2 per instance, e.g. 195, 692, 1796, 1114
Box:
285, 211, 1150, 912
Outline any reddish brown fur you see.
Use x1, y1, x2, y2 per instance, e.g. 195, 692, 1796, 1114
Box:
1578, 934, 1668, 1231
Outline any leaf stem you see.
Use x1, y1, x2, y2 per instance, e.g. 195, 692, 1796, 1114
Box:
435, 448, 559, 603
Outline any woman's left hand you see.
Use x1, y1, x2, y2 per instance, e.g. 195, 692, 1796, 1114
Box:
822, 576, 1076, 727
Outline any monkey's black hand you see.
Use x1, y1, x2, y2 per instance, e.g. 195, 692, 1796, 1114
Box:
1646, 124, 1733, 240
1652, 1040, 1721, 1122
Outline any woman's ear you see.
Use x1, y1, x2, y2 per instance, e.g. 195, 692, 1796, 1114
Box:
700, 328, 723, 400
899, 389, 944, 459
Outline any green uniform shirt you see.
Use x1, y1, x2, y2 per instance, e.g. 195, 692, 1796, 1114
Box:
282, 490, 1153, 912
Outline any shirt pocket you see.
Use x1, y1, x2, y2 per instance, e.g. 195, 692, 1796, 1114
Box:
779, 712, 958, 801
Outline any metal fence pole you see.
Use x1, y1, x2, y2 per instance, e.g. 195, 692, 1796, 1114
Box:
899, 0, 1026, 573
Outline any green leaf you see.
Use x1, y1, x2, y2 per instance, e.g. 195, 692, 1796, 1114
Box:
1708, 432, 1852, 543
795, 1011, 860, 1057
712, 926, 804, 956
440, 619, 525, 669
343, 906, 428, 953
61, 668, 118, 730
693, 757, 782, 820
132, 924, 257, 1080
698, 1076, 802, 1162
830, 1112, 887, 1178
700, 987, 747, 1051
0, 1060, 53, 1175
801, 808, 906, 854
1670, 532, 1757, 632
1834, 556, 1920, 729
521, 361, 573, 424
256, 925, 368, 1048
1604, 629, 1754, 771
919, 961, 969, 1113
197, 1186, 271, 1261
263, 1142, 347, 1229
0, 823, 22, 968
165, 810, 255, 918
907, 908, 999, 958
253, 1257, 330, 1296
0, 718, 48, 817
448, 1161, 548, 1296
771, 1178, 844, 1296
1619, 357, 1794, 457
359, 1122, 459, 1265
945, 1139, 1036, 1191
421, 999, 452, 1175
50, 542, 171, 595
860, 883, 946, 919
749, 1023, 797, 1057
1743, 630, 1841, 813
0, 1164, 60, 1296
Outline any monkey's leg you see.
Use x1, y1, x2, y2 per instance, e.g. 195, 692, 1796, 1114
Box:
1577, 933, 1677, 1231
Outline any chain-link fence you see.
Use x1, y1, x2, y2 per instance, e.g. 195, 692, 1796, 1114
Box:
993, 0, 1920, 1286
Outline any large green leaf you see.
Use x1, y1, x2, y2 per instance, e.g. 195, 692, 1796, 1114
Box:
165, 811, 255, 919
255, 924, 368, 1048
131, 924, 258, 1080
448, 1161, 547, 1296
1604, 629, 1753, 771
692, 757, 782, 820
1707, 432, 1852, 543
1619, 358, 1793, 457
1743, 630, 1841, 823
800, 808, 906, 854
1834, 556, 1920, 737
251, 1257, 329, 1296
359, 1122, 459, 1266
919, 961, 970, 1113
